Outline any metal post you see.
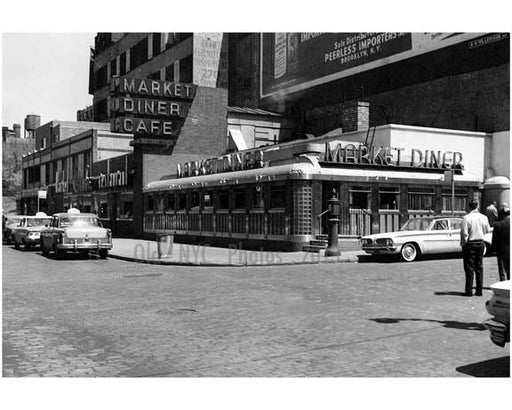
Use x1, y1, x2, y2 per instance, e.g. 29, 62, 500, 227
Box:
451, 168, 455, 216
325, 189, 341, 257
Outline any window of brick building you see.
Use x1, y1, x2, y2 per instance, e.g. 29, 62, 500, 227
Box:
130, 38, 149, 70
179, 55, 193, 83
165, 65, 174, 82
120, 52, 126, 74
152, 33, 162, 57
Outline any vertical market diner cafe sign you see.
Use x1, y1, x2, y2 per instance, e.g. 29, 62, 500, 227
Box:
323, 142, 463, 170
110, 77, 197, 140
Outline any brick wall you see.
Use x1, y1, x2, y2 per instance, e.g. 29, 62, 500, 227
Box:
300, 64, 509, 136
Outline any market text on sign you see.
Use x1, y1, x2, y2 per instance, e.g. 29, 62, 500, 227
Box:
324, 142, 463, 169
111, 77, 196, 100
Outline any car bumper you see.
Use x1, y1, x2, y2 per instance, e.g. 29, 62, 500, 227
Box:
483, 319, 509, 347
56, 242, 112, 251
362, 246, 398, 255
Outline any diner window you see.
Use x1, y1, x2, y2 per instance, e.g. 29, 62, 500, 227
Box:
190, 191, 200, 211
269, 185, 286, 208
442, 189, 468, 212
166, 194, 175, 212
109, 59, 117, 78
146, 195, 154, 212
408, 188, 435, 210
218, 190, 230, 210
234, 189, 246, 210
177, 193, 187, 211
250, 186, 264, 209
379, 187, 399, 210
349, 186, 371, 209
156, 194, 165, 212
203, 191, 214, 210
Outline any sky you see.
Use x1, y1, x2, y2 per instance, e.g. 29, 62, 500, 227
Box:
2, 33, 96, 131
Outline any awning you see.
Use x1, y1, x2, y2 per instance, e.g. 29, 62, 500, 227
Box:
228, 128, 248, 151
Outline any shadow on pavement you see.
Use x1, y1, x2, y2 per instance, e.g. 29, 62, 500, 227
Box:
456, 356, 510, 377
435, 287, 493, 297
369, 317, 486, 331
357, 252, 463, 264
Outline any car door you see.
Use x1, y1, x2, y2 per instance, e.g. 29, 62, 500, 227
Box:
449, 218, 463, 252
423, 219, 451, 253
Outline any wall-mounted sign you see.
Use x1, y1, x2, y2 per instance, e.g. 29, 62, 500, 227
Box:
111, 97, 189, 118
110, 77, 197, 149
177, 150, 265, 178
110, 77, 196, 100
323, 142, 463, 170
260, 32, 488, 98
111, 117, 180, 137
98, 171, 127, 189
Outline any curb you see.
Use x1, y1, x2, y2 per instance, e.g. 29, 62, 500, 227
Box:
108, 252, 363, 267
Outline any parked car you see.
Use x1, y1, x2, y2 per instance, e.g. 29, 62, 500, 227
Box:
11, 213, 52, 249
360, 216, 493, 262
483, 280, 510, 347
3, 215, 24, 244
40, 210, 112, 259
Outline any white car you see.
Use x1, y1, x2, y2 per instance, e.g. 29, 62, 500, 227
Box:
360, 216, 492, 262
484, 280, 510, 347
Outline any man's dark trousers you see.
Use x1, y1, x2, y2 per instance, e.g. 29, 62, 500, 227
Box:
463, 241, 485, 295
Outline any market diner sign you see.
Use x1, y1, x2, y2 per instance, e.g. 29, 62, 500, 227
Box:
110, 77, 196, 140
177, 150, 265, 178
323, 142, 463, 169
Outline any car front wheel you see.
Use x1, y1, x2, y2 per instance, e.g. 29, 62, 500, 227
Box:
400, 243, 418, 262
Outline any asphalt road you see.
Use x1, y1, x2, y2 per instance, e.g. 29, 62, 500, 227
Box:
2, 245, 509, 377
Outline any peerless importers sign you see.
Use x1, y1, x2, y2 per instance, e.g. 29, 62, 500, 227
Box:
323, 142, 463, 169
110, 77, 196, 139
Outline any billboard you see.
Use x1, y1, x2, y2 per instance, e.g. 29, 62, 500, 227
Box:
260, 32, 490, 98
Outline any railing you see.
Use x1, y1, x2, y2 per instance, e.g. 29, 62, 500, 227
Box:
339, 208, 372, 236
144, 208, 288, 237
379, 210, 401, 233
248, 209, 265, 235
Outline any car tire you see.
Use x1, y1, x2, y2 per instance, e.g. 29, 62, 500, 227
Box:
14, 241, 20, 250
99, 249, 108, 259
24, 240, 31, 250
400, 242, 418, 262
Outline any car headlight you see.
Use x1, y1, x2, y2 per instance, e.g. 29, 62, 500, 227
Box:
28, 232, 40, 238
376, 238, 394, 246
361, 238, 372, 245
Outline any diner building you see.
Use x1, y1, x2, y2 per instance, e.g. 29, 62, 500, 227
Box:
142, 118, 501, 251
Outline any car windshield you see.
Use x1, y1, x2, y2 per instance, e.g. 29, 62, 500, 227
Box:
26, 218, 52, 227
60, 217, 102, 228
401, 218, 433, 231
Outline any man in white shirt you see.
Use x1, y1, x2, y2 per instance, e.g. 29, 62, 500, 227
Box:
460, 199, 491, 296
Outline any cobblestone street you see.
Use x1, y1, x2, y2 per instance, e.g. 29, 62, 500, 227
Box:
2, 245, 509, 377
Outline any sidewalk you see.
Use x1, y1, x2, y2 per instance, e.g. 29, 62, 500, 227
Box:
109, 238, 365, 266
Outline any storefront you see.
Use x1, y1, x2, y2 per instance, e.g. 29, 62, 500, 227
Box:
143, 127, 483, 251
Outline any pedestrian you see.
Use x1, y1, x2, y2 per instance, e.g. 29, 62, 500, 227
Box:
485, 201, 498, 226
460, 199, 491, 296
492, 203, 510, 281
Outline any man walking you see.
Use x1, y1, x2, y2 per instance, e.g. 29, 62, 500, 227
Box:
460, 199, 491, 296
485, 201, 499, 226
492, 203, 510, 281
